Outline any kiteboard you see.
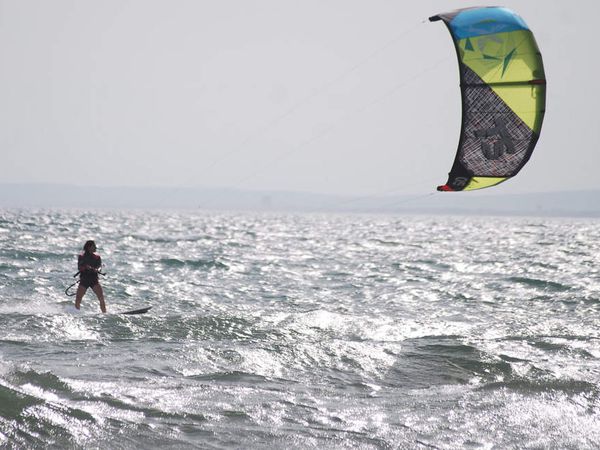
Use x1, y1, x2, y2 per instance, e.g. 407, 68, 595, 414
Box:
121, 306, 152, 315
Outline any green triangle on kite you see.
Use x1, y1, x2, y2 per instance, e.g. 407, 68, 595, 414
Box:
464, 38, 474, 51
483, 54, 500, 61
502, 48, 517, 77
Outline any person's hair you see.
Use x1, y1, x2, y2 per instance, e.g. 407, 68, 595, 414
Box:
83, 240, 96, 253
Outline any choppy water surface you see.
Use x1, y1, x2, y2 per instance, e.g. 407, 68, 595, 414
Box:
1, 209, 599, 449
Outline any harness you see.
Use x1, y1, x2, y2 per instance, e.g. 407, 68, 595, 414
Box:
65, 270, 106, 296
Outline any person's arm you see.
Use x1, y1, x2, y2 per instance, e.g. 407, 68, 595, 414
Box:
77, 254, 86, 273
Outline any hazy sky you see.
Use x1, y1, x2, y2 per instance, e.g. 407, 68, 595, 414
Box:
0, 0, 596, 197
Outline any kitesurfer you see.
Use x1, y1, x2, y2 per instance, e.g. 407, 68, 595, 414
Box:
75, 240, 106, 313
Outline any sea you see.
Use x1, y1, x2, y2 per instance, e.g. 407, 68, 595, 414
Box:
0, 208, 599, 449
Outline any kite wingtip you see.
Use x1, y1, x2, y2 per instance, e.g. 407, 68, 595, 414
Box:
437, 184, 454, 192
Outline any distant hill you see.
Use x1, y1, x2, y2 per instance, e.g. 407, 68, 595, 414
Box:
1, 183, 599, 217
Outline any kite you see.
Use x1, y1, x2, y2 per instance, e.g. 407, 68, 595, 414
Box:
430, 7, 546, 191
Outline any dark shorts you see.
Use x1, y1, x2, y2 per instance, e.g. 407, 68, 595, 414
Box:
80, 273, 99, 289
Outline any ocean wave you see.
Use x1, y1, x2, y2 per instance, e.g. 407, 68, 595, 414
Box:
0, 249, 66, 262
127, 234, 213, 244
0, 366, 210, 449
9, 369, 74, 394
0, 371, 97, 449
386, 336, 513, 389
157, 258, 229, 270
507, 276, 572, 292
480, 377, 599, 396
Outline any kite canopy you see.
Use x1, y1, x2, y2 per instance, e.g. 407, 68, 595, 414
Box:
430, 7, 546, 191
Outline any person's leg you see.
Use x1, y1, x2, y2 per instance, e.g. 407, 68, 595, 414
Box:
91, 284, 106, 313
75, 284, 87, 309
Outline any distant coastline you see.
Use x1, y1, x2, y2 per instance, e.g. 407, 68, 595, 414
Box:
1, 183, 599, 217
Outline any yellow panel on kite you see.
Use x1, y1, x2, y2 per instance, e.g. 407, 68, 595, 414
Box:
464, 177, 507, 191
458, 30, 545, 131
